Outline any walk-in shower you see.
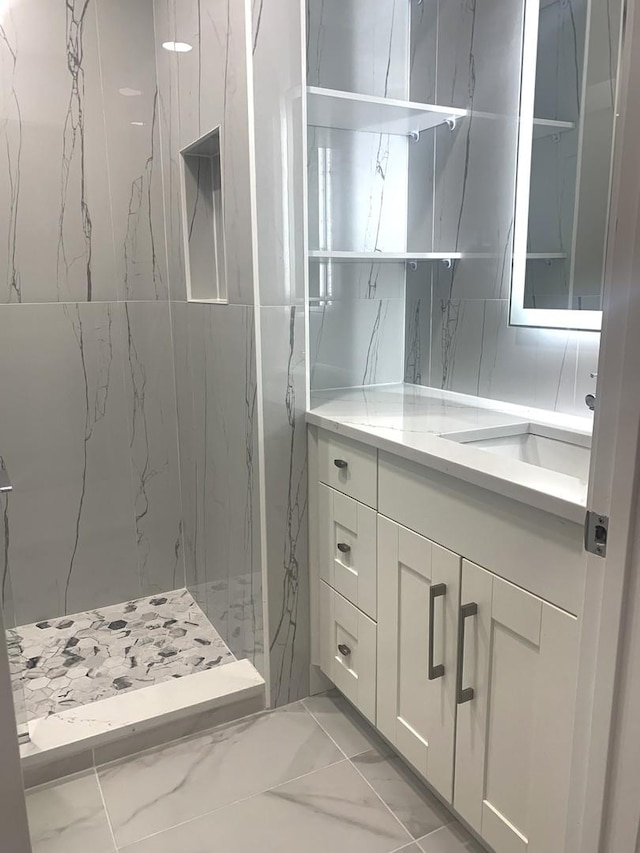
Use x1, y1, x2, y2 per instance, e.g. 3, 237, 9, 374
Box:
0, 0, 267, 778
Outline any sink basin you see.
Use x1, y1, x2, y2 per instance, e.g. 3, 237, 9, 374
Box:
441, 422, 591, 481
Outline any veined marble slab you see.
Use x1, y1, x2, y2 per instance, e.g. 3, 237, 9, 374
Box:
307, 383, 593, 523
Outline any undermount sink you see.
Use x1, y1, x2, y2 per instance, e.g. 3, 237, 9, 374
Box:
441, 422, 592, 481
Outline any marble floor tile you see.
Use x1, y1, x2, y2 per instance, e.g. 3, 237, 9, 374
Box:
352, 747, 453, 839
417, 824, 486, 852
10, 589, 234, 720
98, 702, 344, 848
302, 689, 390, 757
26, 771, 115, 853
118, 760, 413, 853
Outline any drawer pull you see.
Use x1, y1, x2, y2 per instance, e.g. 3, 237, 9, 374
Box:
337, 643, 351, 657
428, 583, 447, 680
456, 602, 478, 704
337, 542, 351, 554
333, 458, 348, 469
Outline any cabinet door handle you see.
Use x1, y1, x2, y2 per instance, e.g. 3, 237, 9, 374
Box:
337, 643, 351, 657
428, 583, 447, 680
456, 602, 478, 704
337, 542, 351, 554
333, 458, 348, 469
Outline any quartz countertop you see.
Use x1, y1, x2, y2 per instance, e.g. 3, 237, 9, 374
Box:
306, 384, 593, 524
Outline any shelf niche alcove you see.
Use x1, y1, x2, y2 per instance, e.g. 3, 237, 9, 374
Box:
181, 126, 227, 304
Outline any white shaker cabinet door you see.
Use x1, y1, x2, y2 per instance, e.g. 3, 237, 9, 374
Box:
377, 516, 461, 803
454, 560, 579, 853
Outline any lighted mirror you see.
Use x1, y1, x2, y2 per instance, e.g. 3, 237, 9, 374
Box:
510, 0, 623, 331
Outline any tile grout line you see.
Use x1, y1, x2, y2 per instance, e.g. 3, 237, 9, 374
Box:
300, 700, 415, 846
106, 755, 353, 850
94, 766, 119, 852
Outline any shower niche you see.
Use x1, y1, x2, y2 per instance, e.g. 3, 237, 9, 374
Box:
181, 126, 228, 303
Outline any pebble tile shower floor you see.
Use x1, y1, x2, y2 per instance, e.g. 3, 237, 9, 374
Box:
8, 589, 235, 720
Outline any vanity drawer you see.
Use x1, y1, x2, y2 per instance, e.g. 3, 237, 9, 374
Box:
317, 430, 377, 508
319, 581, 377, 724
319, 484, 377, 619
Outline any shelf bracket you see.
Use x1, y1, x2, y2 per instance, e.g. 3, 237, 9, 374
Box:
407, 261, 418, 271
408, 130, 420, 142
445, 117, 459, 132
442, 258, 453, 269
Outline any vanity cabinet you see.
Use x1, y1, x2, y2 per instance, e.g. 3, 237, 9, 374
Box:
310, 425, 583, 853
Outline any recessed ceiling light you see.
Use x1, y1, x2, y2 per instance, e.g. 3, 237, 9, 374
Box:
131, 121, 145, 127
162, 41, 192, 52
119, 87, 143, 97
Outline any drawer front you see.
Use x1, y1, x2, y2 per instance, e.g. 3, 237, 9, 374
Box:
317, 430, 377, 508
319, 484, 377, 619
319, 581, 376, 724
378, 451, 586, 616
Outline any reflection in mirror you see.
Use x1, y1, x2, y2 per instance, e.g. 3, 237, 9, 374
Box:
510, 0, 623, 330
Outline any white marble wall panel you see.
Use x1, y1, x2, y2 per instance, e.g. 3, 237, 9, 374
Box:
409, 0, 438, 103
0, 0, 115, 303
404, 264, 434, 385
97, 0, 169, 301
179, 303, 262, 668
117, 302, 184, 594
252, 0, 309, 702
307, 0, 410, 99
0, 0, 183, 630
310, 291, 405, 390
307, 127, 408, 253
260, 306, 309, 704
154, 0, 187, 301
0, 304, 139, 623
250, 0, 306, 307
171, 0, 256, 306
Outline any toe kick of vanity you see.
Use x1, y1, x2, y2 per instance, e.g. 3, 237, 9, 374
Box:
308, 424, 586, 853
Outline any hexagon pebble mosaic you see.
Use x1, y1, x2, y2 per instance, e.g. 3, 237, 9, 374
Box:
7, 589, 235, 721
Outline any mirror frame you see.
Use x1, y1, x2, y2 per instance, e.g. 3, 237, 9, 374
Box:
510, 0, 603, 332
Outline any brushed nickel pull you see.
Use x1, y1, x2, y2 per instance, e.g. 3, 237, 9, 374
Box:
428, 583, 447, 680
337, 643, 351, 657
337, 542, 351, 554
333, 458, 348, 469
456, 602, 478, 704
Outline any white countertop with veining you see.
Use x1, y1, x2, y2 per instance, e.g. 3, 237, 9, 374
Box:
307, 384, 593, 524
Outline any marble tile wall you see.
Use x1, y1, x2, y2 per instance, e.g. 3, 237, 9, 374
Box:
403, 0, 601, 416
0, 0, 183, 625
153, 0, 264, 674
306, 0, 409, 393
251, 0, 310, 704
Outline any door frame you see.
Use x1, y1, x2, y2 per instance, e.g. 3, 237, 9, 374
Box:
566, 0, 640, 849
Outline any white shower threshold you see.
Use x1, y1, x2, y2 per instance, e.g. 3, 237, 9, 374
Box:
20, 659, 265, 787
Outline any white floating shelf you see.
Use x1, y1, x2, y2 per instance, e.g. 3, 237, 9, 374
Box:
307, 87, 467, 135
308, 250, 462, 262
533, 118, 575, 140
